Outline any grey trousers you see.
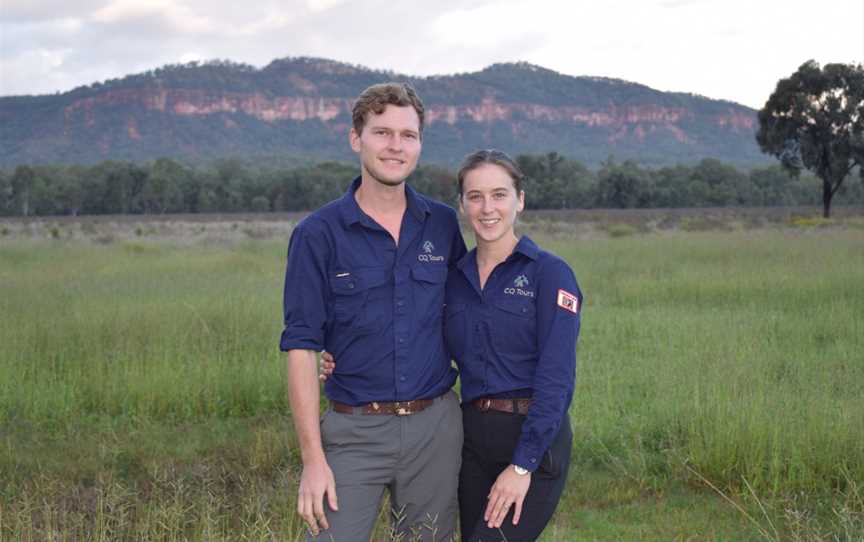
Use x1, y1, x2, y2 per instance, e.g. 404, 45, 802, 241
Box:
308, 391, 462, 542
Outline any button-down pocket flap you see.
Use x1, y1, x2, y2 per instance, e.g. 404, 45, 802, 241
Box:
331, 268, 390, 295
411, 264, 447, 284
492, 298, 536, 318
330, 273, 362, 295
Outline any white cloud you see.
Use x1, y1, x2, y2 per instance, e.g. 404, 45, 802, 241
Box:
430, 3, 535, 48
0, 49, 74, 95
91, 0, 216, 33
226, 13, 296, 37
304, 0, 349, 13
0, 0, 861, 106
0, 0, 108, 22
91, 0, 167, 22
178, 52, 203, 63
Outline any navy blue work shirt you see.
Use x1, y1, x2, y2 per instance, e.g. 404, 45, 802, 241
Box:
444, 236, 582, 472
280, 176, 467, 405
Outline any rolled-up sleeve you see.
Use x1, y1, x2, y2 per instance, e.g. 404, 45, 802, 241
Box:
511, 259, 582, 471
280, 222, 328, 352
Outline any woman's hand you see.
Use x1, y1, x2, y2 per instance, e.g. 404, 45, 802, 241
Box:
318, 351, 335, 382
484, 465, 531, 528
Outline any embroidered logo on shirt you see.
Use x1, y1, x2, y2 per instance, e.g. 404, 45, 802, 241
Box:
504, 275, 535, 298
418, 240, 444, 262
557, 289, 580, 314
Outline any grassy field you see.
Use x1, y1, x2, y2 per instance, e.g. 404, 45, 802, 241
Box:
1, 210, 863, 540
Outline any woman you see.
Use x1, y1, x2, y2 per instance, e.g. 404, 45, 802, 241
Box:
445, 149, 581, 541
323, 149, 582, 541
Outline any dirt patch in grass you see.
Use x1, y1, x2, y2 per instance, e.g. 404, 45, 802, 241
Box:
2, 207, 862, 242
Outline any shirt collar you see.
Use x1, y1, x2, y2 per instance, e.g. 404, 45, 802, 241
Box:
339, 176, 429, 227
405, 182, 430, 221
456, 247, 477, 271
513, 235, 540, 261
456, 235, 539, 272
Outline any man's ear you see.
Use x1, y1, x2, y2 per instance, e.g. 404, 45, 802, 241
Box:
349, 128, 361, 152
517, 190, 525, 213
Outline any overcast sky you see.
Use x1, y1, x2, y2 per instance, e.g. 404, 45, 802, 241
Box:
1, 0, 862, 108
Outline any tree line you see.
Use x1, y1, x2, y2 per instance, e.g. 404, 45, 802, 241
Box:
1, 154, 861, 218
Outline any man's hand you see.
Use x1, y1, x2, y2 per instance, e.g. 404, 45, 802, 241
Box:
286, 349, 335, 536
318, 351, 336, 382
297, 458, 339, 536
484, 465, 531, 528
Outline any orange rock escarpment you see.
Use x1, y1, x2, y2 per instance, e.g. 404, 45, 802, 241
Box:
63, 89, 755, 142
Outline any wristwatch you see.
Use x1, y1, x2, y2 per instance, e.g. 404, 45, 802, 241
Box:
513, 465, 529, 475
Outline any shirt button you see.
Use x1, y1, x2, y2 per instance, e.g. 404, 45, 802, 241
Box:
530, 458, 537, 463
521, 307, 527, 313
347, 282, 355, 289
398, 337, 405, 344
400, 376, 406, 382
396, 300, 404, 307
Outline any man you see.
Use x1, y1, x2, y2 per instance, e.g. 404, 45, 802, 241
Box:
280, 82, 466, 541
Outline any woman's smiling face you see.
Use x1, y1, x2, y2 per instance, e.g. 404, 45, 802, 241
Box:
460, 163, 524, 245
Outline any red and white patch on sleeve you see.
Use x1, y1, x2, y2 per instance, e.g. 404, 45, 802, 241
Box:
557, 289, 580, 314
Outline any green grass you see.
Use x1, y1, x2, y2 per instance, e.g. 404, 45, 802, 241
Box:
1, 226, 863, 540
552, 231, 864, 495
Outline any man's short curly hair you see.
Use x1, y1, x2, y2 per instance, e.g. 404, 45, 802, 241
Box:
352, 82, 425, 136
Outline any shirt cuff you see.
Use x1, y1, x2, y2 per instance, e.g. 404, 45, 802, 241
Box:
511, 445, 543, 473
279, 327, 323, 352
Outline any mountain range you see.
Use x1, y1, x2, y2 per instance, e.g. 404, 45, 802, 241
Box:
0, 57, 769, 168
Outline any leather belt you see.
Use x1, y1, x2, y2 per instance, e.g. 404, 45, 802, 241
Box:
470, 398, 531, 415
330, 398, 436, 416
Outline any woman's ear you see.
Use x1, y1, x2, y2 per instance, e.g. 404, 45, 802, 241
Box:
517, 190, 525, 213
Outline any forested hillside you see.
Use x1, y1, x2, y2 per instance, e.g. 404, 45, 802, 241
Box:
1, 57, 767, 168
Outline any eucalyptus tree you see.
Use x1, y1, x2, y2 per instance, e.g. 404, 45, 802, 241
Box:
756, 60, 864, 217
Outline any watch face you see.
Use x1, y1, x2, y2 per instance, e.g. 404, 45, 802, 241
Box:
514, 465, 528, 475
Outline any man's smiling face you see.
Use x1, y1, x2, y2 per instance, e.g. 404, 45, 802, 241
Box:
350, 104, 422, 187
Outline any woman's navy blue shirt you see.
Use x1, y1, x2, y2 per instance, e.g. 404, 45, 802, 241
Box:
444, 236, 582, 472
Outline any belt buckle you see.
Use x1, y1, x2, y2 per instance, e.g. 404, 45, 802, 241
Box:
480, 399, 492, 412
395, 401, 411, 416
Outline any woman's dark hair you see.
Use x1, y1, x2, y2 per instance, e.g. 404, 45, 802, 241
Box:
456, 149, 524, 196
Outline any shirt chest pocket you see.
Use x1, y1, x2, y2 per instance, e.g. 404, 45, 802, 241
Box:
410, 264, 448, 327
330, 268, 390, 335
490, 298, 537, 359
